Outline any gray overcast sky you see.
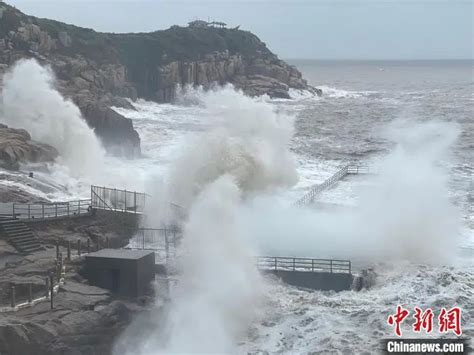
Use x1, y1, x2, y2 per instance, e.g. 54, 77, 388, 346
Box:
6, 0, 474, 60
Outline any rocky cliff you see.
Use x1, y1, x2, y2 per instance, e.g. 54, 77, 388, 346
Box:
0, 2, 318, 157
0, 124, 58, 170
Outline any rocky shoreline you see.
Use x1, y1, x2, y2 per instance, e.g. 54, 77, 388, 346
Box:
0, 124, 58, 170
0, 212, 147, 354
0, 1, 319, 159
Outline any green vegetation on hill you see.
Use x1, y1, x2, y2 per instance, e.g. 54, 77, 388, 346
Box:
110, 26, 273, 93
0, 4, 23, 37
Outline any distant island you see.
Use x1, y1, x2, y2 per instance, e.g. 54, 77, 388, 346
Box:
0, 3, 319, 158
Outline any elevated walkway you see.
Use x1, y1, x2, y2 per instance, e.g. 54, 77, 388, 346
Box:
295, 163, 375, 207
0, 186, 150, 222
9, 200, 92, 221
257, 256, 353, 291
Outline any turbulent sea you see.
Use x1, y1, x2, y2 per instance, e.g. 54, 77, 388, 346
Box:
2, 60, 474, 353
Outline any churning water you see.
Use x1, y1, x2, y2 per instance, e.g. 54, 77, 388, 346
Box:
1, 59, 473, 353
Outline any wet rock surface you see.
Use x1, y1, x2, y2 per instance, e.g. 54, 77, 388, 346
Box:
0, 2, 318, 157
0, 213, 146, 355
0, 124, 58, 170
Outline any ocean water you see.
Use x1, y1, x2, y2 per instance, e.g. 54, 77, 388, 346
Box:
1, 60, 473, 353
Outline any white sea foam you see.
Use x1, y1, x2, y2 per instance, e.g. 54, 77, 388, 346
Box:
146, 85, 298, 212
241, 260, 474, 354
1, 59, 106, 178
116, 85, 300, 354
317, 85, 377, 99
129, 176, 264, 354
288, 88, 319, 100
235, 120, 463, 263
1, 61, 471, 353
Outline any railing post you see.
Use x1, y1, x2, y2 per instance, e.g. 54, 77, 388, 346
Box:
28, 283, 32, 303
10, 284, 15, 308
45, 277, 49, 297
124, 189, 127, 213
312, 259, 314, 272
274, 257, 277, 271
67, 203, 70, 217
78, 239, 81, 256
57, 253, 63, 282
78, 200, 81, 215
49, 273, 54, 309
293, 258, 296, 271
67, 241, 71, 261
134, 192, 137, 213
55, 204, 58, 218
330, 260, 333, 273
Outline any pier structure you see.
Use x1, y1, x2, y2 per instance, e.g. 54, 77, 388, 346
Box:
295, 163, 375, 207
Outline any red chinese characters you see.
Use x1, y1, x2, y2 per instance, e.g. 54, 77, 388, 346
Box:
387, 305, 410, 337
413, 307, 434, 333
388, 306, 462, 337
438, 307, 462, 336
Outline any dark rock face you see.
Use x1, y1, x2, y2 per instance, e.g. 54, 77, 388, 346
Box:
0, 2, 319, 157
0, 124, 58, 170
76, 99, 141, 158
111, 30, 321, 102
0, 213, 145, 354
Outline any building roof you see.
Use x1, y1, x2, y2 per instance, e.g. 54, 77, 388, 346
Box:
85, 248, 154, 260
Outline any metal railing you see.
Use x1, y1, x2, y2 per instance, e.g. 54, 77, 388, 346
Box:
12, 200, 92, 220
295, 163, 376, 206
295, 165, 350, 206
126, 227, 179, 259
91, 185, 146, 214
347, 164, 374, 175
257, 256, 352, 274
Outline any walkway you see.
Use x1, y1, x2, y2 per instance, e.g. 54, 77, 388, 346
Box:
295, 163, 375, 207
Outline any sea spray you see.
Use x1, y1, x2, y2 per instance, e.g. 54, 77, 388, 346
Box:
142, 84, 298, 227
162, 176, 263, 353
236, 120, 462, 263
166, 84, 298, 209
0, 59, 106, 177
355, 119, 461, 261
118, 86, 298, 353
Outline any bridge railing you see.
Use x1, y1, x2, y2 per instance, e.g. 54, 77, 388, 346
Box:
91, 186, 146, 214
346, 164, 373, 175
295, 162, 377, 207
257, 256, 351, 274
12, 200, 92, 220
295, 165, 349, 206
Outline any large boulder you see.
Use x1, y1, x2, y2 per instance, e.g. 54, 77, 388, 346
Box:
233, 74, 291, 99
0, 124, 58, 170
76, 101, 141, 158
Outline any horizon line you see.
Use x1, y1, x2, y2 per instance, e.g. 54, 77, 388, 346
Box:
285, 58, 474, 62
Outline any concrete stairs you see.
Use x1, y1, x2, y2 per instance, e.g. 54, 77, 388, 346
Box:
0, 218, 43, 254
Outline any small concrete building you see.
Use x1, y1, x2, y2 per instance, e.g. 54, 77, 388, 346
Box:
84, 249, 155, 298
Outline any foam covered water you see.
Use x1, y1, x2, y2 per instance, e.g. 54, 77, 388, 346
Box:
1, 59, 472, 353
